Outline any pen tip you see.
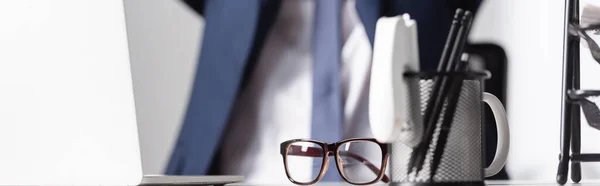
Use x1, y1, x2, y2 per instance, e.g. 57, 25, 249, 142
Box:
454, 9, 464, 18
463, 11, 472, 17
462, 11, 473, 22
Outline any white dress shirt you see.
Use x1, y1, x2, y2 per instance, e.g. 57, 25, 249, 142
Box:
219, 0, 373, 184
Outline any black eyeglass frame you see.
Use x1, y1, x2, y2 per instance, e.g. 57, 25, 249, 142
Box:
279, 138, 390, 185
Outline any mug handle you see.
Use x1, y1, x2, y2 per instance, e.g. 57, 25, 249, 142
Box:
482, 92, 510, 177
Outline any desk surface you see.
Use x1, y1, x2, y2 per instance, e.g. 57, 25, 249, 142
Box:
230, 180, 600, 186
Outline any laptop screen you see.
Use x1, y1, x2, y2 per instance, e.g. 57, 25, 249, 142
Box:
0, 1, 143, 185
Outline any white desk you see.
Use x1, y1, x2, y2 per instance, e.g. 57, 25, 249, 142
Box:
230, 180, 600, 186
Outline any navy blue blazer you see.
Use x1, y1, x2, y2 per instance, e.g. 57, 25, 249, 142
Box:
166, 0, 482, 175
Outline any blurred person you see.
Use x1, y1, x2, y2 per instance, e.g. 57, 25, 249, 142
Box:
165, 0, 492, 183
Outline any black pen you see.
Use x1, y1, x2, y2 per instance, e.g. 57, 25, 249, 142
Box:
408, 9, 464, 175
429, 11, 474, 179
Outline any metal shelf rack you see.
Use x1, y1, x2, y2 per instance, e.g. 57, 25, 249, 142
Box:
557, 0, 600, 184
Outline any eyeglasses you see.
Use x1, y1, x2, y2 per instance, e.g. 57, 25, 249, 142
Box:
279, 138, 390, 185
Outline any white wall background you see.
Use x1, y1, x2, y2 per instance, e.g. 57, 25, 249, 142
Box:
124, 0, 600, 181
123, 0, 203, 174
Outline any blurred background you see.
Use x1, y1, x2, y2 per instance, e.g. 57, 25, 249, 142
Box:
123, 0, 600, 181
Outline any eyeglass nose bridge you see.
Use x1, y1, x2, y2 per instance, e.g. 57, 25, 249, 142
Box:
326, 143, 337, 153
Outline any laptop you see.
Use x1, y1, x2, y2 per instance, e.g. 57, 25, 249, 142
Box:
0, 1, 242, 185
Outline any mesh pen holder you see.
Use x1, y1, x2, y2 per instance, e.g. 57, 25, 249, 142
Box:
390, 71, 508, 186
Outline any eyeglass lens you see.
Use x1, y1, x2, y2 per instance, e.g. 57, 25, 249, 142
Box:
285, 141, 325, 183
336, 140, 383, 184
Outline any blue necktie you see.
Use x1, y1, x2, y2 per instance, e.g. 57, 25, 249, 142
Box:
312, 0, 342, 181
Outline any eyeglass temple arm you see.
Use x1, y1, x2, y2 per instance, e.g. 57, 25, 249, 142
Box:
287, 145, 390, 183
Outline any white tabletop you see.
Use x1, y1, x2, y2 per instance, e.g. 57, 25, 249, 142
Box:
230, 180, 600, 186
